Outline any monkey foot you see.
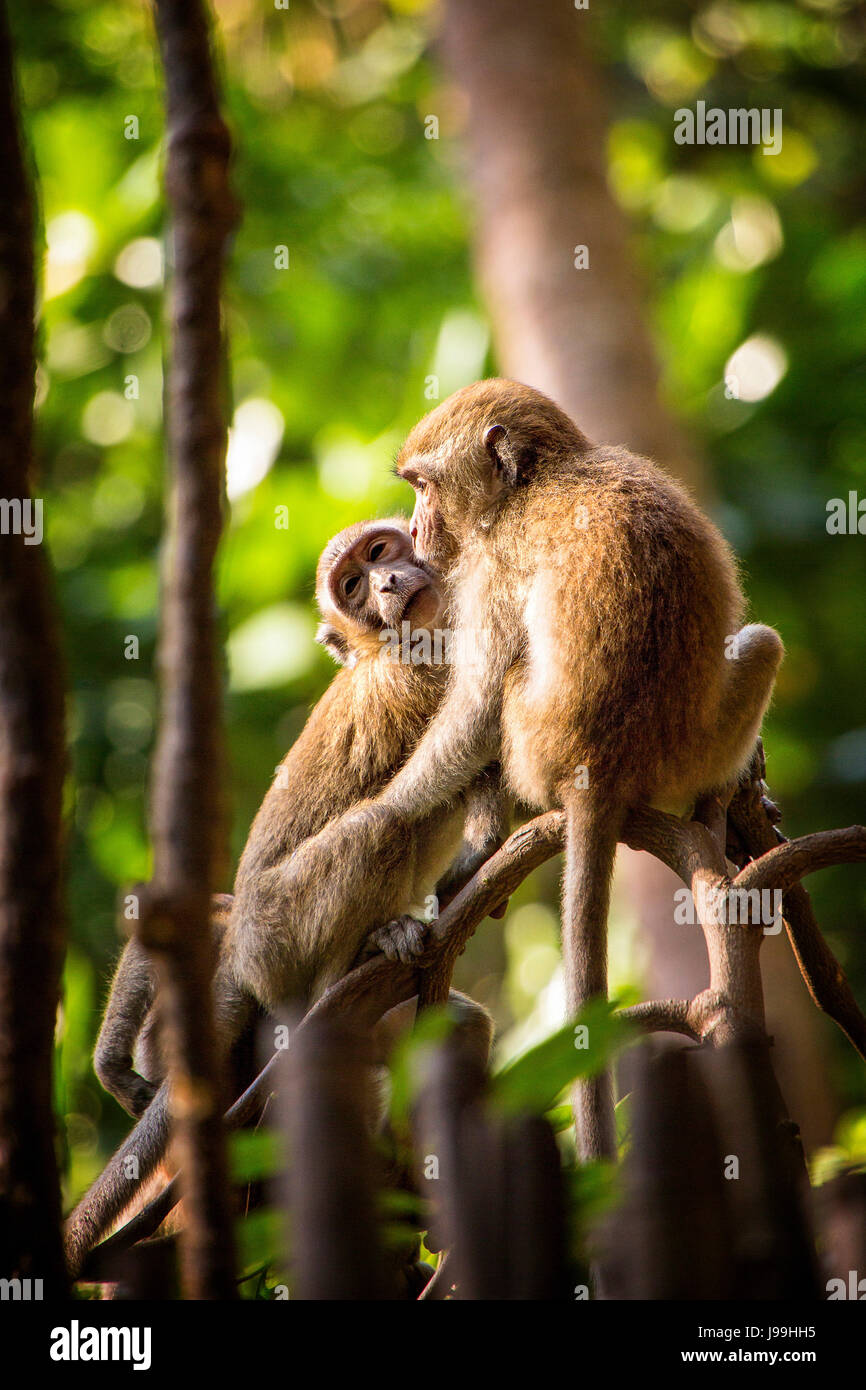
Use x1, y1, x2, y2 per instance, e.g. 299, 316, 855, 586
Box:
364, 915, 428, 966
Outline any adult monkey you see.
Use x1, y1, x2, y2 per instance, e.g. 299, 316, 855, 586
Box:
374, 378, 784, 1162
68, 518, 500, 1273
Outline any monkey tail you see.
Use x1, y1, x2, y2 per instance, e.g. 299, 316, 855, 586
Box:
560, 786, 622, 1164
64, 1082, 172, 1280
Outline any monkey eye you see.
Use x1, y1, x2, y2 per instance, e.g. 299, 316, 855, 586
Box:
368, 541, 387, 561
416, 479, 428, 494
342, 574, 360, 598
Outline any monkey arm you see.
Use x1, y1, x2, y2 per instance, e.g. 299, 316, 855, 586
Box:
93, 940, 160, 1119
93, 893, 236, 1118
375, 645, 508, 820
66, 952, 256, 1279
362, 770, 514, 967
435, 763, 512, 917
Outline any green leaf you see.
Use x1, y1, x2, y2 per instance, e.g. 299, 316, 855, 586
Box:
566, 1157, 619, 1227
235, 1207, 285, 1277
546, 1103, 574, 1133
614, 1090, 633, 1155
387, 1003, 457, 1128
378, 1187, 424, 1220
490, 998, 635, 1117
230, 1128, 285, 1184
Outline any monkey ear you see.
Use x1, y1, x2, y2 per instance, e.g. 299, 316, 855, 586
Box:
484, 422, 537, 492
316, 622, 354, 667
484, 423, 519, 491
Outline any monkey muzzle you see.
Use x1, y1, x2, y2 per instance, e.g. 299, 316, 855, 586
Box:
375, 572, 440, 628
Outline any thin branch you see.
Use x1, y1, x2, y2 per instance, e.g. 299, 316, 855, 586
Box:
618, 1000, 700, 1042
733, 826, 866, 894
728, 773, 866, 1062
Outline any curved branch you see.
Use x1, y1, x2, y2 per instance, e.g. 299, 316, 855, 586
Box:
622, 805, 727, 884
733, 826, 866, 894
728, 776, 866, 1063
618, 1000, 699, 1041
80, 811, 569, 1271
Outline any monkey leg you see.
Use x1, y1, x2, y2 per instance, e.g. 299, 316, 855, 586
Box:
93, 940, 160, 1119
372, 988, 494, 1068
443, 988, 494, 1066
561, 789, 620, 1164
711, 624, 784, 784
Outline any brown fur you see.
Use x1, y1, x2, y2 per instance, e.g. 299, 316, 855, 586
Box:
377, 379, 784, 1160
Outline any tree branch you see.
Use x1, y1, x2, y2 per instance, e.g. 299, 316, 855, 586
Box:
136, 0, 240, 1300
733, 827, 866, 895
81, 776, 866, 1271
728, 770, 866, 1062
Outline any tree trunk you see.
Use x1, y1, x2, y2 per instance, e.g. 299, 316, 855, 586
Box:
0, 0, 68, 1291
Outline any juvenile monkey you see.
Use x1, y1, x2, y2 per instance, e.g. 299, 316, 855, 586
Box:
69, 519, 499, 1271
365, 379, 783, 1162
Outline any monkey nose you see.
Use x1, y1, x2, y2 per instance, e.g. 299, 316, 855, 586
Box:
378, 573, 398, 593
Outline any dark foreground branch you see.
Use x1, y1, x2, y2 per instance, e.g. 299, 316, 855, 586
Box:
0, 1, 68, 1290
135, 0, 240, 1300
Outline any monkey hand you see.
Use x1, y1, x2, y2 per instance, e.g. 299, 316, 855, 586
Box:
361, 915, 429, 966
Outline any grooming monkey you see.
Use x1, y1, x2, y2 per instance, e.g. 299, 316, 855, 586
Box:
69, 518, 500, 1272
361, 378, 784, 1163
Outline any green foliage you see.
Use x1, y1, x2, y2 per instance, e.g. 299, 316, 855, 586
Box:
234, 1208, 286, 1286
567, 1158, 619, 1232
229, 1128, 286, 1185
810, 1105, 866, 1186
386, 1002, 459, 1130
490, 999, 635, 1117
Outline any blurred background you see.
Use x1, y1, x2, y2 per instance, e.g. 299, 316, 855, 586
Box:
12, 0, 866, 1204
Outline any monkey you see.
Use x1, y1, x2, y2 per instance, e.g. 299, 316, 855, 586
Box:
67, 518, 501, 1273
93, 518, 504, 1118
351, 378, 784, 1164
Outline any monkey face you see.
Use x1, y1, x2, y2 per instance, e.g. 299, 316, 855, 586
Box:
396, 378, 588, 568
316, 520, 444, 664
408, 480, 454, 569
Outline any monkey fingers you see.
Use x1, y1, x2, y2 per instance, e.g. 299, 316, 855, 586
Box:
363, 914, 429, 966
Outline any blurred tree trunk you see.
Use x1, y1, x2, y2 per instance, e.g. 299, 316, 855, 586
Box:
0, 2, 67, 1290
137, 0, 239, 1298
437, 0, 835, 1149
